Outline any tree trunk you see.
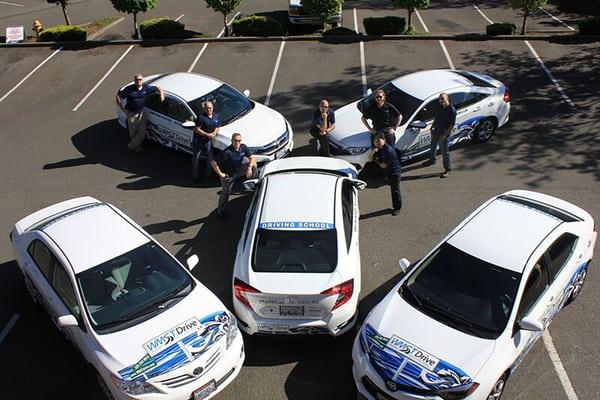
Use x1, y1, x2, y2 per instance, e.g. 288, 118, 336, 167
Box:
223, 13, 228, 37
133, 12, 139, 39
408, 9, 412, 29
521, 0, 529, 35
60, 0, 71, 25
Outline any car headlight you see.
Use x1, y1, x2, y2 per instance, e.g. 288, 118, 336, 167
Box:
225, 313, 239, 349
111, 374, 159, 395
436, 382, 480, 399
344, 146, 371, 155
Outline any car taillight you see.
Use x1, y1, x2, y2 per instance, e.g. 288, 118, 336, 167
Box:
503, 86, 510, 103
321, 279, 354, 311
233, 278, 261, 309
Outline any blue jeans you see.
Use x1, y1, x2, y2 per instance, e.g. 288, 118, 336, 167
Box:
429, 133, 451, 171
192, 138, 212, 179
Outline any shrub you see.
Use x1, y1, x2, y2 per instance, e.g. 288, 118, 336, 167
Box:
363, 16, 406, 35
578, 16, 600, 35
322, 26, 358, 36
38, 25, 86, 41
231, 16, 285, 36
140, 18, 186, 39
486, 22, 516, 35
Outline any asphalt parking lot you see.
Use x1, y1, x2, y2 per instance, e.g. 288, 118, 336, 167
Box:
1, 1, 599, 400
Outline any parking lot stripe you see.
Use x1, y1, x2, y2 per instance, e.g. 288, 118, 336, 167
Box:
0, 48, 62, 103
543, 331, 580, 400
415, 10, 429, 32
0, 1, 23, 6
88, 17, 124, 40
524, 40, 576, 109
472, 5, 494, 25
188, 12, 240, 73
438, 40, 455, 69
175, 14, 184, 22
72, 45, 134, 111
353, 8, 359, 33
264, 41, 286, 106
217, 11, 241, 38
541, 9, 575, 31
0, 314, 20, 345
353, 8, 367, 96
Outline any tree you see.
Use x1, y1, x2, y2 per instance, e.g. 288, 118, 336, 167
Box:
302, 0, 344, 28
509, 0, 547, 35
205, 0, 243, 37
390, 0, 429, 31
110, 0, 157, 39
47, 0, 71, 25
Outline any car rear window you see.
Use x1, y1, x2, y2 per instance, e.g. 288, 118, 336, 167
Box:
453, 71, 496, 88
252, 229, 337, 273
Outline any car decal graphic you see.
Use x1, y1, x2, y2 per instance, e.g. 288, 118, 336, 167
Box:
117, 311, 231, 381
146, 120, 193, 153
258, 222, 334, 230
363, 324, 472, 393
541, 261, 589, 328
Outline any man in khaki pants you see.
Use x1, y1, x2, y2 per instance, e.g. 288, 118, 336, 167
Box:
116, 73, 164, 153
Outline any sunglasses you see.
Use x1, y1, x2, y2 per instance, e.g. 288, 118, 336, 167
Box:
376, 96, 385, 99
232, 139, 242, 142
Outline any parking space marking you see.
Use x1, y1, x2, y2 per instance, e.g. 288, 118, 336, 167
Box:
415, 9, 429, 32
543, 331, 579, 400
187, 11, 240, 73
354, 8, 367, 96
438, 40, 455, 69
541, 9, 575, 31
0, 1, 23, 6
524, 40, 576, 109
472, 5, 493, 25
353, 8, 358, 33
217, 11, 241, 37
175, 14, 184, 22
0, 314, 20, 345
88, 17, 124, 40
72, 45, 134, 111
264, 41, 286, 106
0, 48, 62, 103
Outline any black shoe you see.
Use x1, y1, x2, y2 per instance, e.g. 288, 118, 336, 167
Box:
441, 170, 451, 178
422, 158, 435, 167
392, 209, 400, 216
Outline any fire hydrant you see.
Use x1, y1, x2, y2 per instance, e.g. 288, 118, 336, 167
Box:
32, 19, 43, 37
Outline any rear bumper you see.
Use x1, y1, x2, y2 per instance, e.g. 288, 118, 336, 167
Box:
288, 14, 342, 25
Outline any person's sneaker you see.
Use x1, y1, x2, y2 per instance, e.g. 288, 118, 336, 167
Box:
422, 158, 435, 167
441, 169, 451, 178
392, 209, 401, 216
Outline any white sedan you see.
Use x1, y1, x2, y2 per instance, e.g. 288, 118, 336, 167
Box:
353, 190, 596, 400
10, 197, 244, 400
116, 72, 293, 163
328, 69, 510, 169
232, 157, 365, 336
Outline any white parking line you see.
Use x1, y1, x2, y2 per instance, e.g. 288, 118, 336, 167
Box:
72, 45, 134, 111
415, 9, 429, 32
175, 14, 184, 22
264, 41, 286, 106
217, 11, 241, 38
187, 11, 240, 73
354, 8, 367, 96
541, 9, 575, 31
0, 314, 20, 345
88, 17, 124, 40
543, 331, 580, 400
0, 48, 62, 103
472, 5, 494, 25
353, 7, 359, 33
524, 40, 576, 109
0, 1, 23, 6
438, 40, 455, 69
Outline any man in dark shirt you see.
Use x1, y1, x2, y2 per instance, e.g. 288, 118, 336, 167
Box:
368, 132, 402, 216
361, 89, 402, 146
211, 133, 257, 217
425, 92, 456, 178
116, 73, 164, 153
192, 100, 220, 181
309, 98, 336, 156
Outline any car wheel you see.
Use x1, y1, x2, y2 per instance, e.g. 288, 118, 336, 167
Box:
23, 275, 41, 305
97, 372, 116, 400
487, 374, 508, 400
565, 268, 587, 306
474, 118, 496, 142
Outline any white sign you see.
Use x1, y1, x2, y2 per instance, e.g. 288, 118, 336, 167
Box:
6, 26, 25, 44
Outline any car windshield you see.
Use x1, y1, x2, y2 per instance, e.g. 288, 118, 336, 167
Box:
399, 243, 521, 339
188, 84, 253, 125
253, 229, 338, 273
357, 82, 423, 124
77, 242, 194, 333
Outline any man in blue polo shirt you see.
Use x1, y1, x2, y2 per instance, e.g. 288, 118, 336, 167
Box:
211, 133, 257, 217
192, 100, 220, 181
368, 132, 402, 216
116, 73, 164, 153
309, 98, 336, 156
424, 92, 456, 178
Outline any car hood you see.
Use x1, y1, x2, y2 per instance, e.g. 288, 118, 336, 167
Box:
329, 101, 371, 148
361, 288, 495, 393
219, 102, 287, 148
93, 286, 233, 381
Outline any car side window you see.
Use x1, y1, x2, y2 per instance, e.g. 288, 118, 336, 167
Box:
341, 180, 354, 252
517, 256, 550, 320
27, 240, 55, 281
145, 93, 166, 113
462, 92, 488, 108
165, 98, 193, 122
52, 264, 81, 318
546, 233, 578, 281
415, 99, 439, 122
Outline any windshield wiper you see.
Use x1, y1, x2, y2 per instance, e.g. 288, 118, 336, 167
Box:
400, 282, 422, 308
417, 296, 487, 336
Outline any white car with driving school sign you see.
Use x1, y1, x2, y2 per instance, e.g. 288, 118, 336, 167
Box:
10, 197, 244, 400
352, 190, 596, 400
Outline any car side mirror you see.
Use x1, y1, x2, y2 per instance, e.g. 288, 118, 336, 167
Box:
366, 88, 372, 96
243, 89, 251, 97
399, 258, 411, 273
409, 120, 427, 129
181, 120, 195, 129
57, 314, 79, 328
186, 254, 199, 271
243, 179, 259, 191
352, 179, 367, 191
518, 316, 544, 332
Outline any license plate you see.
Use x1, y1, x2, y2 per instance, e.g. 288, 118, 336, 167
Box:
279, 305, 304, 316
193, 380, 216, 400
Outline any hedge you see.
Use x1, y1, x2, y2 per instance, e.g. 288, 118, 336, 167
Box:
231, 16, 285, 36
363, 16, 406, 35
578, 16, 600, 35
140, 18, 186, 39
38, 25, 86, 42
486, 22, 516, 36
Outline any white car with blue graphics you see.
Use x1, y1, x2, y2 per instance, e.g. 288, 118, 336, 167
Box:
353, 190, 596, 400
328, 69, 510, 169
10, 197, 244, 400
232, 157, 365, 336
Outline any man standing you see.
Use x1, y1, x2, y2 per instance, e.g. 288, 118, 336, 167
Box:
116, 73, 164, 153
192, 100, 220, 181
211, 133, 257, 217
361, 89, 401, 145
425, 92, 456, 178
309, 98, 336, 156
368, 132, 402, 216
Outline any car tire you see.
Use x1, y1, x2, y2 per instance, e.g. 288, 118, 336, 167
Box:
473, 118, 496, 142
487, 373, 508, 400
97, 372, 116, 400
565, 267, 587, 306
23, 274, 41, 305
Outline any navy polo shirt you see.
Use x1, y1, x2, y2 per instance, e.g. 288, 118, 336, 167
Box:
119, 84, 157, 112
376, 144, 401, 177
194, 112, 220, 144
312, 108, 335, 128
364, 102, 400, 131
432, 105, 457, 134
218, 144, 252, 175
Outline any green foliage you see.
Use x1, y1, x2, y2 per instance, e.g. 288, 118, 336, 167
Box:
204, 0, 242, 15
389, 0, 428, 27
363, 16, 406, 35
38, 24, 86, 41
231, 15, 285, 36
140, 18, 186, 38
509, 0, 547, 13
302, 0, 343, 23
322, 26, 358, 36
578, 16, 600, 35
486, 22, 516, 35
110, 0, 156, 14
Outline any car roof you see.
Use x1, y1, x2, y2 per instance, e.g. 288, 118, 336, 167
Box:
152, 72, 223, 102
447, 197, 563, 273
392, 70, 472, 100
41, 203, 149, 274
260, 173, 338, 230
